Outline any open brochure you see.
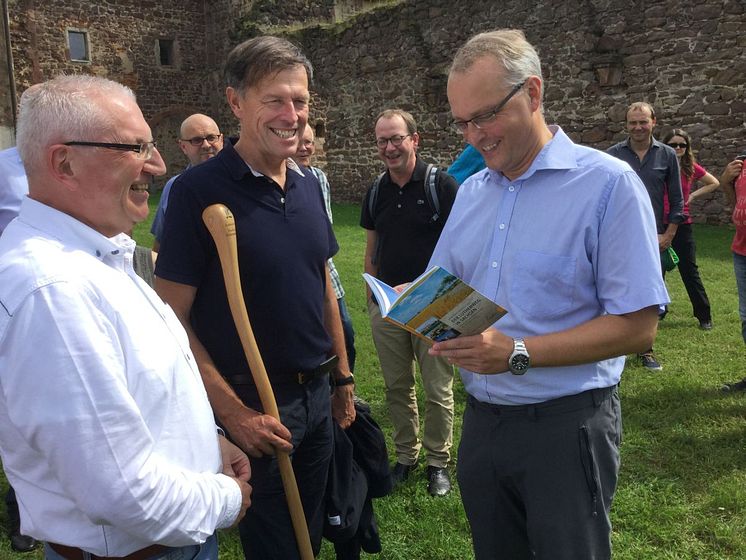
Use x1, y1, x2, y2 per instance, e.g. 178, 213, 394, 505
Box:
363, 266, 507, 343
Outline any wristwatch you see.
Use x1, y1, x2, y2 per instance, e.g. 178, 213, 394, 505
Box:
333, 374, 355, 387
508, 338, 530, 375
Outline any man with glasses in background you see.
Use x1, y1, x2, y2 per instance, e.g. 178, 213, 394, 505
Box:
427, 30, 667, 559
360, 109, 458, 496
151, 113, 223, 252
0, 75, 251, 560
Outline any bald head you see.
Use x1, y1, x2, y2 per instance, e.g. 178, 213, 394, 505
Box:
178, 114, 223, 165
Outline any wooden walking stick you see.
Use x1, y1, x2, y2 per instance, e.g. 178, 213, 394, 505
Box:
202, 203, 314, 560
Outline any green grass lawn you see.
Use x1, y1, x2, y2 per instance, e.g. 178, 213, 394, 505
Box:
1, 195, 744, 560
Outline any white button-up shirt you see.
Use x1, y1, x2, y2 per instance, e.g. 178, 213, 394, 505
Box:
0, 198, 241, 556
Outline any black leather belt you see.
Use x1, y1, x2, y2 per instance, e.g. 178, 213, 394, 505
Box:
48, 542, 168, 560
225, 355, 339, 386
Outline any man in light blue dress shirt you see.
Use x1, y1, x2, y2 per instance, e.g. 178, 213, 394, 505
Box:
428, 30, 668, 560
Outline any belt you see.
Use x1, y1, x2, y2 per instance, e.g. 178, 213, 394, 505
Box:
225, 355, 339, 386
468, 385, 616, 419
48, 542, 168, 560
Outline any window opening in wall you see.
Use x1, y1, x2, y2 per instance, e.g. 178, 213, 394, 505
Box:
158, 39, 175, 66
67, 30, 90, 62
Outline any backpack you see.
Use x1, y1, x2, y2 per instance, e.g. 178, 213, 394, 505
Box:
367, 164, 442, 224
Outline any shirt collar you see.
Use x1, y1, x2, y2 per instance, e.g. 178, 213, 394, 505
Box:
487, 125, 578, 184
382, 155, 427, 186
221, 139, 305, 181
18, 197, 135, 263
622, 135, 662, 152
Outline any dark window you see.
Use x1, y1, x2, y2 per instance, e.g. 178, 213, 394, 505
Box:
158, 39, 174, 66
67, 30, 89, 62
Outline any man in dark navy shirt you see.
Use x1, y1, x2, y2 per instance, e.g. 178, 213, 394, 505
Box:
607, 101, 684, 372
155, 36, 354, 560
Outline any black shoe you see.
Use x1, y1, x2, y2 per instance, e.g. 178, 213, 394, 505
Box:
10, 531, 37, 553
391, 462, 414, 486
639, 352, 662, 371
699, 320, 713, 331
721, 378, 746, 393
426, 466, 451, 497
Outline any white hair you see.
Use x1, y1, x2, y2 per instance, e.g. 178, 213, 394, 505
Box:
16, 75, 136, 176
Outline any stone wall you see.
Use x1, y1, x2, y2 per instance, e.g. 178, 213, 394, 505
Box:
5, 0, 229, 185
5, 0, 745, 223
269, 0, 746, 223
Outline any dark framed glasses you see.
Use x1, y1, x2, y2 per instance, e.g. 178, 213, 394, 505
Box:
181, 134, 223, 146
451, 79, 527, 134
64, 141, 157, 160
667, 142, 687, 149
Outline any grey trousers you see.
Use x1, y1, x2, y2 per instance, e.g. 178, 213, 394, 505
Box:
457, 386, 621, 560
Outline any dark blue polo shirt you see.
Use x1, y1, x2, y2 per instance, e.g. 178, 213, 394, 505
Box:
155, 140, 338, 379
360, 157, 459, 287
606, 137, 684, 232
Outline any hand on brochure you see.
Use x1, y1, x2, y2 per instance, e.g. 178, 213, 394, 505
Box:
429, 327, 512, 374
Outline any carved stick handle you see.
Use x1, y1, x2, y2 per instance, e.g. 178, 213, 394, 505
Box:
203, 203, 313, 560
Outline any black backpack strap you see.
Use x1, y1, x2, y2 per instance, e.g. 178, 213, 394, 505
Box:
367, 172, 386, 222
424, 164, 441, 223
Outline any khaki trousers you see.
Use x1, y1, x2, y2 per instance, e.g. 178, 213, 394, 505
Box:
368, 300, 454, 467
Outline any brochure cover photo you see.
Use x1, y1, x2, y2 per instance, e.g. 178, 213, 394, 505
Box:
363, 266, 507, 343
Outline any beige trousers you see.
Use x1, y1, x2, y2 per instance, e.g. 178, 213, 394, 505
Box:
368, 300, 454, 468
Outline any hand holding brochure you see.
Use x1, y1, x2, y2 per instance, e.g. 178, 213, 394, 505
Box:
363, 266, 507, 343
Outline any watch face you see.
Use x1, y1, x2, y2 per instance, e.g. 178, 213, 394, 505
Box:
511, 355, 530, 374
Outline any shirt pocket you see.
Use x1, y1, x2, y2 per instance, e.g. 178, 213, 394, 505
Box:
510, 251, 576, 318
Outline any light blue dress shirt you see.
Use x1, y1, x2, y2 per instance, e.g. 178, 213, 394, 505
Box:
429, 126, 669, 405
0, 147, 29, 235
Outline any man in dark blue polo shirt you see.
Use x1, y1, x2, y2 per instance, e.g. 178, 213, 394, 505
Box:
155, 36, 355, 560
607, 101, 684, 371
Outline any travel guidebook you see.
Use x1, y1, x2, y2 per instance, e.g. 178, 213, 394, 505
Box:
363, 266, 507, 343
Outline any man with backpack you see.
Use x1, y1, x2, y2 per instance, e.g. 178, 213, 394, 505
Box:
360, 109, 459, 496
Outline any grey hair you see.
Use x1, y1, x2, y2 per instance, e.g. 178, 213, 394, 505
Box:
450, 29, 543, 98
224, 36, 313, 94
16, 75, 135, 176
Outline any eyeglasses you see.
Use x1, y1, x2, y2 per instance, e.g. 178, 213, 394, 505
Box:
451, 79, 527, 134
181, 134, 223, 146
376, 134, 411, 149
64, 141, 158, 160
667, 143, 687, 149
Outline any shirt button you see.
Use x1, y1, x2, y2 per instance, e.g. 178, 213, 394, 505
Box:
508, 186, 515, 192
491, 261, 498, 268
397, 204, 401, 208
499, 223, 505, 230
280, 197, 285, 203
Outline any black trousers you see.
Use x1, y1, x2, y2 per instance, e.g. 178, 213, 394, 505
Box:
4, 486, 20, 532
457, 386, 621, 560
235, 376, 333, 560
664, 223, 711, 322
